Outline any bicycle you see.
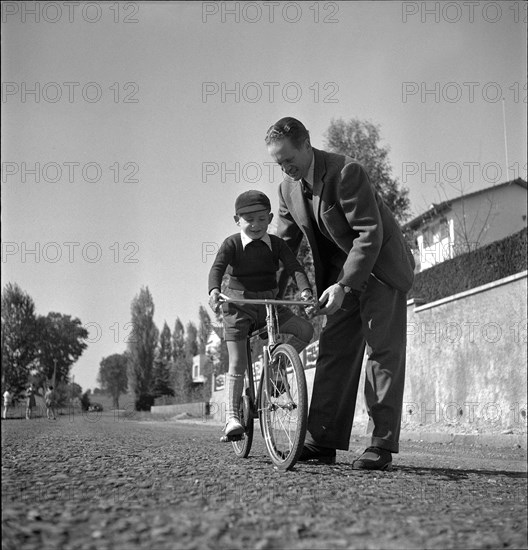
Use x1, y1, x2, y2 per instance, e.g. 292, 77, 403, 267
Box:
218, 293, 315, 471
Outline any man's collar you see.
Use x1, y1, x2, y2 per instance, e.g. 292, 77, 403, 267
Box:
240, 231, 272, 250
303, 151, 315, 189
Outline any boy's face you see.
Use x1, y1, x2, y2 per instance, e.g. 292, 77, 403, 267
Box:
235, 209, 273, 240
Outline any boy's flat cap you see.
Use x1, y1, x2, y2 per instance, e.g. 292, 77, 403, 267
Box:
235, 190, 271, 214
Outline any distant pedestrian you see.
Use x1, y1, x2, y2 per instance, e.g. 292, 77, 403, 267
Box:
3, 388, 12, 419
45, 385, 57, 420
25, 384, 36, 420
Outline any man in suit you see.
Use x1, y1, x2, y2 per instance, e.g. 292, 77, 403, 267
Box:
266, 117, 415, 470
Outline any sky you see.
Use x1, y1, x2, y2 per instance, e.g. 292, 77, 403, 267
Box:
2, 1, 526, 390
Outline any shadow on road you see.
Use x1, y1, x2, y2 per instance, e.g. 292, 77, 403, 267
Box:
396, 465, 527, 479
297, 463, 527, 479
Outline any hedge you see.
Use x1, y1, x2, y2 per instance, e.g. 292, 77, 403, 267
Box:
408, 228, 527, 304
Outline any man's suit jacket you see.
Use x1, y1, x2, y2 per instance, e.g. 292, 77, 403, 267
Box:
277, 147, 415, 297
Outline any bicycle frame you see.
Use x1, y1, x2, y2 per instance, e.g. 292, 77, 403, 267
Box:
219, 294, 313, 342
218, 293, 313, 468
219, 293, 314, 413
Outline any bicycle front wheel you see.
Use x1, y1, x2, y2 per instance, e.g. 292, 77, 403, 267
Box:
259, 343, 307, 470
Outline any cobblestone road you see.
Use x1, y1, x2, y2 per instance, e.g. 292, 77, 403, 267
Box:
2, 412, 527, 550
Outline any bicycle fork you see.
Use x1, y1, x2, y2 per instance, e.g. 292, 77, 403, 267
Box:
261, 345, 297, 413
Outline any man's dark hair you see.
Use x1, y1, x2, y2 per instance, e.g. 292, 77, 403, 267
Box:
265, 117, 310, 149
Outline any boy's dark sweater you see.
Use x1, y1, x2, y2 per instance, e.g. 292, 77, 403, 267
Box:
208, 233, 311, 293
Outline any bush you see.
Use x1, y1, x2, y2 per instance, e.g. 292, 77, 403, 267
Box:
52, 382, 73, 408
409, 229, 527, 304
134, 394, 155, 411
80, 391, 91, 412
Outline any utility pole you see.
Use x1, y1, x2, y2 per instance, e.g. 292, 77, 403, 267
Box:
501, 98, 509, 181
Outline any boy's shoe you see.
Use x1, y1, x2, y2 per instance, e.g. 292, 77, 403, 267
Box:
352, 447, 393, 471
224, 417, 244, 437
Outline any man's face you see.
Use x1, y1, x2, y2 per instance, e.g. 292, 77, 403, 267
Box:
267, 137, 312, 181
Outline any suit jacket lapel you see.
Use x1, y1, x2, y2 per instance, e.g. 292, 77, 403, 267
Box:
287, 179, 328, 246
312, 148, 327, 235
285, 179, 309, 227
285, 178, 325, 292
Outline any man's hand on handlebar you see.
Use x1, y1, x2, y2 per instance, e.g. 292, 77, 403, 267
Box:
317, 283, 345, 316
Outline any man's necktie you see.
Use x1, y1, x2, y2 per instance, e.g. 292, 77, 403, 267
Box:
301, 179, 313, 200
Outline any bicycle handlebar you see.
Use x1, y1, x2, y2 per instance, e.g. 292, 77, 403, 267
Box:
218, 293, 316, 308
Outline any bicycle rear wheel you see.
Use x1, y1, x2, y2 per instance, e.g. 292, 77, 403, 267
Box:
232, 386, 254, 458
259, 343, 307, 470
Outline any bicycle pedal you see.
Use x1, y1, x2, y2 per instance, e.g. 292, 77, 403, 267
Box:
220, 434, 244, 443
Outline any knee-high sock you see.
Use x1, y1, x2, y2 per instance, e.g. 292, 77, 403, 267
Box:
225, 373, 244, 420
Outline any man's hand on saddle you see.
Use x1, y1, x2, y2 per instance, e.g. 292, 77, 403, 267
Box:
208, 289, 221, 313
317, 283, 346, 316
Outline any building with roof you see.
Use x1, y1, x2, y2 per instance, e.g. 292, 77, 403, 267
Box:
404, 178, 527, 271
192, 324, 224, 385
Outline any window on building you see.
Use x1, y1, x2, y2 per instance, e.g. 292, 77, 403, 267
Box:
438, 219, 449, 241
423, 220, 449, 247
422, 226, 434, 248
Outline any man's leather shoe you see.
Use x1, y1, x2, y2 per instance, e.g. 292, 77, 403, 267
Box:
298, 442, 336, 464
352, 447, 392, 471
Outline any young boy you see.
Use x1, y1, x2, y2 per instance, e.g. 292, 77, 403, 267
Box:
208, 190, 314, 436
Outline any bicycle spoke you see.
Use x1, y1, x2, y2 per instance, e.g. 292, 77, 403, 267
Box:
271, 410, 294, 448
265, 365, 302, 456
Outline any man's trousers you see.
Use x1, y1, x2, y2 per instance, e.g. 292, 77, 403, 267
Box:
307, 275, 408, 453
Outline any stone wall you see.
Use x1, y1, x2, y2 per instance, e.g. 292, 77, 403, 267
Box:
403, 271, 527, 433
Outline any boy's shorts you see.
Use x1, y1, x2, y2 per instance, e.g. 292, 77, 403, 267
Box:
222, 288, 294, 341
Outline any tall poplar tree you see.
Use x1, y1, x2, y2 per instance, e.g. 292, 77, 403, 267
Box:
152, 322, 174, 398
127, 286, 159, 410
172, 317, 191, 403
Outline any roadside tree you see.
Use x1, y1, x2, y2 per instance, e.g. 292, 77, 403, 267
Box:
1, 283, 40, 396
98, 353, 128, 409
152, 322, 174, 399
127, 287, 159, 410
35, 313, 88, 389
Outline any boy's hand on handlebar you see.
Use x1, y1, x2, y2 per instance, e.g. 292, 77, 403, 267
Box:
300, 289, 317, 318
300, 289, 313, 301
208, 289, 221, 313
